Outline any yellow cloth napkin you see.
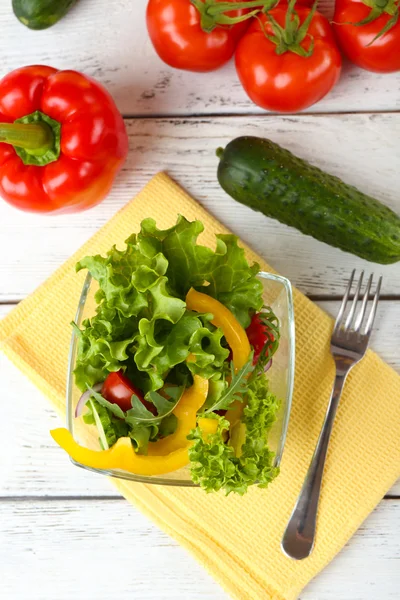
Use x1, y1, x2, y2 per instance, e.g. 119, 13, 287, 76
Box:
1, 173, 399, 600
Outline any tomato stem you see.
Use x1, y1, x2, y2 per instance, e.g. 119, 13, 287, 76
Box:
350, 0, 400, 44
191, 0, 277, 33
264, 0, 318, 57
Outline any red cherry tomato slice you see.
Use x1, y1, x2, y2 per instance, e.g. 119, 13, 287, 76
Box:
101, 371, 156, 414
246, 313, 274, 364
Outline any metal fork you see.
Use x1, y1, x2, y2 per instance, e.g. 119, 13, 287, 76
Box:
281, 270, 382, 560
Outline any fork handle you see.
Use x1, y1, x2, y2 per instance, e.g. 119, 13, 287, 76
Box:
281, 368, 349, 560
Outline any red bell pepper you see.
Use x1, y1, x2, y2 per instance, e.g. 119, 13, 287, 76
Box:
0, 65, 128, 213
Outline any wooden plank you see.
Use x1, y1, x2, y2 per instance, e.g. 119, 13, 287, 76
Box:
0, 0, 398, 116
0, 498, 399, 600
0, 114, 399, 301
1, 300, 399, 498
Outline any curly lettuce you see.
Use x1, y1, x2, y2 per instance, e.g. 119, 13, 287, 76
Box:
188, 374, 280, 495
139, 216, 263, 327
73, 215, 262, 395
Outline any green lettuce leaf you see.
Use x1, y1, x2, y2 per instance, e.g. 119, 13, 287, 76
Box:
139, 215, 263, 327
74, 215, 262, 397
133, 311, 229, 390
188, 374, 280, 495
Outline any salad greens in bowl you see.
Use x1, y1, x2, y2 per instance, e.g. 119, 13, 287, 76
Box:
52, 215, 294, 495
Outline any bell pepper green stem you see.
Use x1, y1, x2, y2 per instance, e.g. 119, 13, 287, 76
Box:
1, 110, 61, 167
0, 122, 53, 153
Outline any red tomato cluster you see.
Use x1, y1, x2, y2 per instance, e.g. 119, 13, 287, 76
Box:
146, 0, 400, 113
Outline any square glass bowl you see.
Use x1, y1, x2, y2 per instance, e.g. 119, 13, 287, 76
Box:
66, 271, 295, 486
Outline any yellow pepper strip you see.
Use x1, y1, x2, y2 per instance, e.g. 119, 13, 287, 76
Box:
197, 417, 219, 436
186, 287, 252, 429
186, 288, 251, 371
51, 375, 209, 476
50, 429, 191, 476
147, 374, 209, 455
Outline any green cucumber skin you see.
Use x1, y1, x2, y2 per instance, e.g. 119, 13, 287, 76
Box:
12, 0, 77, 30
217, 136, 400, 265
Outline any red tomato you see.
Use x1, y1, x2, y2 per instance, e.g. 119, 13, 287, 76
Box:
146, 0, 251, 72
102, 371, 156, 414
235, 7, 342, 112
246, 313, 274, 364
333, 0, 400, 73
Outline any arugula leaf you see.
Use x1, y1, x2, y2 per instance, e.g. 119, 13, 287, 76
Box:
203, 379, 228, 412
188, 374, 280, 495
85, 399, 129, 450
147, 389, 180, 416
83, 387, 178, 453
203, 356, 253, 414
126, 386, 184, 425
126, 395, 155, 421
129, 425, 153, 454
87, 387, 126, 419
158, 414, 178, 438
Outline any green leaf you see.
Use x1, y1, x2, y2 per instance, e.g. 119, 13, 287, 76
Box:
129, 425, 152, 454
158, 414, 178, 438
127, 395, 155, 421
126, 387, 184, 426
133, 311, 230, 390
86, 399, 129, 450
188, 374, 280, 494
74, 215, 262, 398
87, 387, 126, 419
203, 378, 229, 411
204, 356, 254, 414
139, 215, 263, 327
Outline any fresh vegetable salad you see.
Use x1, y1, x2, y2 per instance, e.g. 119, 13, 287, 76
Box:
52, 216, 281, 495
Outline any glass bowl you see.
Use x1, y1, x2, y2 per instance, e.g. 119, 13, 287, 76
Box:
66, 271, 295, 486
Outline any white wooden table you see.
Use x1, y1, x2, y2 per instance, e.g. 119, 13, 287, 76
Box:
1, 1, 399, 598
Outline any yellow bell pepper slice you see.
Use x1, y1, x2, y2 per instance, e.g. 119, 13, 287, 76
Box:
186, 288, 252, 429
185, 288, 251, 371
51, 375, 209, 476
50, 429, 191, 476
197, 417, 219, 435
147, 374, 209, 455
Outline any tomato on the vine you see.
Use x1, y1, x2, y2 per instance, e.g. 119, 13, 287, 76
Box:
235, 1, 342, 112
146, 0, 260, 72
102, 371, 156, 414
333, 0, 400, 73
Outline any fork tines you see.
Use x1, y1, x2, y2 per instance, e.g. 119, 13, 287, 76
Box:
333, 270, 382, 338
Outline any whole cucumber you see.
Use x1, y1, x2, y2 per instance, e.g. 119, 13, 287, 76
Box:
217, 136, 400, 265
12, 0, 77, 30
